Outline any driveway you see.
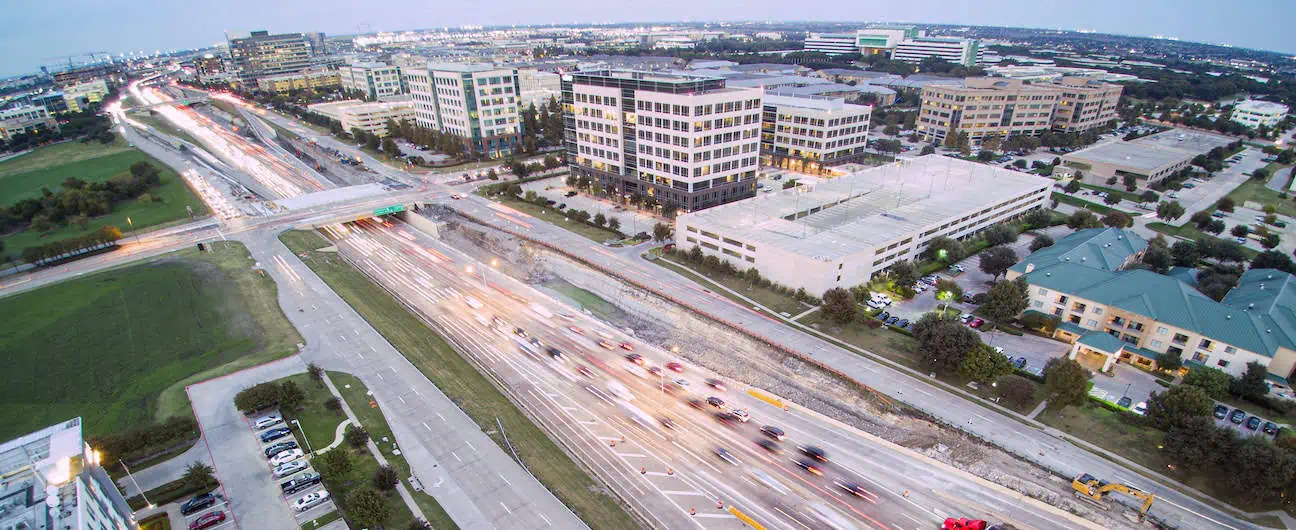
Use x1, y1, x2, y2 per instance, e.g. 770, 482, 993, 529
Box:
522, 178, 661, 236
1088, 364, 1165, 408
118, 441, 213, 498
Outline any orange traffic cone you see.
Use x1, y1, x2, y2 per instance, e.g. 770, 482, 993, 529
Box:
717, 500, 724, 509
641, 467, 646, 474
667, 468, 674, 475
609, 440, 616, 447
690, 508, 696, 516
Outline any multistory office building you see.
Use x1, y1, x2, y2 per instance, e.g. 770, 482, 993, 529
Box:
0, 418, 134, 530
760, 94, 872, 172
227, 30, 315, 83
339, 62, 404, 100
891, 37, 981, 67
404, 63, 522, 158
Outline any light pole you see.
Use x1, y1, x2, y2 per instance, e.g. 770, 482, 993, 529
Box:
291, 419, 314, 456
125, 216, 141, 246
119, 459, 154, 509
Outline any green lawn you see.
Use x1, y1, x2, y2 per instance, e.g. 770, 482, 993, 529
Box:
1224, 168, 1296, 218
330, 372, 458, 530
1078, 183, 1144, 203
489, 196, 625, 243
0, 138, 207, 255
281, 230, 636, 530
543, 280, 622, 320
1052, 192, 1119, 215
653, 255, 810, 316
0, 241, 301, 440
1146, 222, 1260, 259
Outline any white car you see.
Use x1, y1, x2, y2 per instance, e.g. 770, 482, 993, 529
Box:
1132, 402, 1148, 415
730, 409, 750, 423
269, 449, 304, 467
254, 415, 283, 430
464, 296, 483, 309
293, 490, 330, 512
273, 460, 308, 478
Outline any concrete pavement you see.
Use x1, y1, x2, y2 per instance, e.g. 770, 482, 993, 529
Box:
117, 440, 212, 498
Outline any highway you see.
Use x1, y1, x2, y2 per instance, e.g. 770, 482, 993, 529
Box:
320, 217, 1100, 530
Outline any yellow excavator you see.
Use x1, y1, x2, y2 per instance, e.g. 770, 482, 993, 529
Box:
1072, 473, 1155, 521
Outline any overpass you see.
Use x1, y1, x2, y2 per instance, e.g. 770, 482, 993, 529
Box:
124, 94, 211, 112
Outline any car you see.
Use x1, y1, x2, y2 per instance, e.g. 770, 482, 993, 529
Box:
715, 412, 739, 427
1133, 402, 1147, 415
877, 311, 890, 321
1246, 416, 1263, 431
189, 511, 226, 530
897, 319, 910, 328
1013, 357, 1027, 369
567, 325, 584, 335
706, 378, 727, 391
866, 300, 885, 310
886, 316, 899, 326
512, 327, 528, 338
1264, 421, 1280, 435
270, 449, 304, 467
1237, 237, 1248, 244
730, 409, 750, 423
660, 417, 678, 430
715, 447, 741, 465
963, 293, 976, 304
1212, 211, 1226, 218
1214, 405, 1230, 419
260, 427, 291, 443
959, 314, 973, 323
281, 472, 321, 495
756, 439, 782, 453
837, 481, 869, 498
648, 366, 663, 377
293, 490, 331, 512
1117, 396, 1132, 409
760, 425, 786, 441
707, 396, 727, 410
620, 342, 635, 351
546, 347, 566, 362
688, 399, 706, 410
625, 354, 645, 365
800, 445, 829, 462
796, 459, 825, 476
273, 459, 308, 478
450, 194, 463, 200
666, 362, 684, 373
969, 318, 985, 328
180, 493, 218, 515
1231, 409, 1247, 424
576, 366, 594, 378
672, 378, 690, 389
263, 441, 298, 458
254, 415, 283, 430
597, 339, 615, 349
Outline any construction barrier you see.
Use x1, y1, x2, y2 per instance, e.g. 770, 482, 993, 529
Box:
746, 389, 787, 410
728, 506, 766, 530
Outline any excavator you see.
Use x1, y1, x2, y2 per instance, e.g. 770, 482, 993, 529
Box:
1072, 473, 1156, 521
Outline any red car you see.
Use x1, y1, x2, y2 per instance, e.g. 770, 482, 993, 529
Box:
189, 511, 226, 530
969, 318, 985, 329
567, 326, 584, 335
597, 340, 615, 350
619, 342, 634, 351
666, 362, 684, 373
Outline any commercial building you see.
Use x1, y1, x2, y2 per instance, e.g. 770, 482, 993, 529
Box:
339, 62, 404, 100
52, 63, 122, 89
1055, 129, 1234, 187
891, 37, 981, 67
803, 33, 860, 56
62, 80, 110, 113
1232, 100, 1289, 129
308, 99, 414, 137
854, 26, 920, 55
227, 30, 315, 83
675, 155, 1053, 294
255, 68, 340, 94
0, 418, 135, 530
916, 78, 1060, 147
760, 94, 872, 172
563, 70, 764, 212
1009, 228, 1296, 380
1051, 77, 1123, 132
404, 63, 522, 158
517, 68, 561, 108
0, 105, 58, 141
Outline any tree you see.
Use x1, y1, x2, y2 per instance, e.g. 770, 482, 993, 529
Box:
960, 344, 1013, 384
1162, 416, 1236, 470
1231, 361, 1270, 400
278, 380, 304, 410
234, 382, 282, 412
1064, 180, 1082, 194
888, 260, 919, 288
407, 520, 432, 530
593, 213, 606, 227
1123, 173, 1138, 190
1066, 210, 1098, 229
345, 424, 369, 448
1171, 241, 1200, 267
911, 314, 982, 375
325, 397, 342, 414
1102, 211, 1132, 228
382, 136, 401, 157
980, 279, 1028, 323
821, 288, 857, 325
1263, 233, 1281, 249
1141, 246, 1173, 273
182, 462, 215, 490
982, 224, 1017, 247
1146, 385, 1213, 431
1232, 224, 1250, 238
1042, 358, 1091, 408
1216, 197, 1235, 212
1023, 209, 1053, 229
1156, 200, 1186, 221
365, 134, 380, 151
1182, 366, 1233, 399
1157, 350, 1183, 372
1029, 234, 1055, 252
1251, 250, 1296, 273
1013, 159, 1028, 169
1103, 193, 1121, 205
923, 236, 964, 262
315, 448, 351, 477
996, 374, 1037, 409
1228, 436, 1296, 503
308, 362, 323, 384
920, 144, 936, 155
345, 488, 391, 528
1139, 190, 1160, 203
373, 465, 399, 491
978, 247, 1018, 280
607, 217, 621, 233
934, 278, 963, 303
652, 222, 672, 242
976, 150, 996, 162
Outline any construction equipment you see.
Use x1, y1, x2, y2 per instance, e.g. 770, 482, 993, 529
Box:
1071, 473, 1155, 521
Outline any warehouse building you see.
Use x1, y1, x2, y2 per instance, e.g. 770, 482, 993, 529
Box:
1055, 129, 1234, 187
675, 155, 1053, 295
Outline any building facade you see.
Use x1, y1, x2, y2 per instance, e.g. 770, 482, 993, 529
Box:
916, 78, 1059, 147
803, 33, 859, 56
1232, 100, 1289, 129
62, 80, 110, 113
1051, 77, 1122, 132
255, 68, 340, 93
854, 26, 919, 55
404, 63, 523, 158
891, 37, 981, 67
563, 70, 764, 213
339, 62, 404, 100
308, 100, 414, 137
0, 418, 134, 530
1055, 129, 1233, 187
760, 94, 872, 172
0, 105, 58, 141
228, 30, 315, 83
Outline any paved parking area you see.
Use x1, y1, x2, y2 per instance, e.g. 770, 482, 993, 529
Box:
522, 177, 661, 235
1088, 364, 1165, 408
249, 412, 336, 525
1213, 403, 1283, 439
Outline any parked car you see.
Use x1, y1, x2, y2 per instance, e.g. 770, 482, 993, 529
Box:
877, 311, 890, 321
1214, 405, 1229, 419
189, 511, 226, 530
270, 449, 305, 467
1133, 402, 1147, 415
969, 318, 985, 328
180, 493, 218, 515
264, 441, 299, 458
897, 319, 910, 328
280, 473, 321, 495
273, 460, 309, 478
293, 490, 331, 512
1117, 396, 1132, 409
1230, 409, 1247, 424
1246, 416, 1263, 431
1013, 357, 1028, 370
259, 427, 291, 443
254, 415, 283, 430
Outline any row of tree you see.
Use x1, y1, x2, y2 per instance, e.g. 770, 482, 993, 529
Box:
2, 161, 165, 234
88, 415, 199, 471
0, 108, 116, 153
20, 225, 122, 266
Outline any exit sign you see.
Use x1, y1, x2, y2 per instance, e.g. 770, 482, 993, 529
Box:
373, 205, 405, 216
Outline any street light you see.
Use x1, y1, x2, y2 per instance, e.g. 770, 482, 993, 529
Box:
465, 265, 487, 291
291, 419, 314, 456
125, 216, 141, 245
119, 459, 154, 508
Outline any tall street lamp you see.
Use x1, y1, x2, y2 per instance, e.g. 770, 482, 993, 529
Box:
119, 459, 154, 509
291, 419, 314, 456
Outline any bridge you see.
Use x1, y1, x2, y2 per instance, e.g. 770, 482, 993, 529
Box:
124, 95, 211, 112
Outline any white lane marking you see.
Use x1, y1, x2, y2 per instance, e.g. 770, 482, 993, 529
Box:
436, 412, 446, 422
422, 422, 431, 431
539, 513, 551, 527
411, 388, 420, 396
451, 452, 461, 462
397, 395, 406, 404
465, 440, 476, 452
499, 502, 512, 514
615, 453, 647, 458
661, 490, 705, 496
498, 473, 512, 486
692, 514, 737, 519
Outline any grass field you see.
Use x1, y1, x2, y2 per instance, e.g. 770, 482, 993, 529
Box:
280, 229, 637, 530
542, 279, 622, 320
486, 196, 624, 243
1146, 221, 1260, 259
0, 241, 301, 440
0, 137, 207, 255
1224, 167, 1296, 218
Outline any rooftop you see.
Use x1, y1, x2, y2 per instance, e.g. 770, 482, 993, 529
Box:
1133, 128, 1234, 153
763, 94, 871, 113
1236, 100, 1290, 114
425, 62, 509, 73
1063, 140, 1197, 171
678, 155, 1052, 261
1010, 227, 1148, 275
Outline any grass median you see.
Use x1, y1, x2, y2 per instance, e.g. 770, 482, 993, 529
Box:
280, 229, 637, 530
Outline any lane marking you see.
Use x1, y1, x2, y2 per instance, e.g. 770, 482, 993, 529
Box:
661, 490, 704, 496
397, 395, 406, 404
451, 452, 461, 462
499, 502, 512, 514
422, 422, 431, 431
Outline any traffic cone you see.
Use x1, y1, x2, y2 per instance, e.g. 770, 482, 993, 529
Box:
667, 468, 674, 475
717, 500, 724, 509
903, 490, 910, 498
641, 467, 646, 474
609, 440, 616, 447
690, 508, 696, 516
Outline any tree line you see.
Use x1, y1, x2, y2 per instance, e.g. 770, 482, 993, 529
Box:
1, 108, 116, 153
20, 225, 123, 266
1, 161, 165, 235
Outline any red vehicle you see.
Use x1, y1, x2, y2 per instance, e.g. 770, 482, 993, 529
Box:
619, 342, 635, 351
189, 511, 226, 530
625, 354, 645, 366
598, 340, 615, 350
567, 326, 584, 335
706, 378, 727, 391
969, 318, 985, 329
666, 362, 684, 373
942, 518, 995, 530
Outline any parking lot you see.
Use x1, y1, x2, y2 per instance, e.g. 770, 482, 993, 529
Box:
249, 410, 337, 525
1213, 403, 1284, 439
178, 490, 233, 530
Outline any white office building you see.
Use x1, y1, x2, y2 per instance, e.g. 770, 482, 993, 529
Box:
307, 99, 414, 137
1232, 100, 1289, 130
339, 62, 404, 100
564, 70, 764, 212
675, 155, 1053, 295
760, 94, 872, 172
517, 68, 561, 108
0, 104, 57, 141
404, 63, 522, 157
892, 37, 982, 67
804, 34, 860, 56
0, 418, 134, 530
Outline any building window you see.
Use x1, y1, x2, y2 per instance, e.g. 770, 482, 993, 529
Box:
1217, 360, 1230, 368
1037, 288, 1048, 295
1191, 352, 1209, 364
1172, 333, 1189, 345
1092, 307, 1103, 315
1150, 340, 1163, 348
1086, 319, 1098, 327
1069, 315, 1081, 324
1157, 326, 1169, 335
1224, 346, 1237, 354
1033, 300, 1043, 308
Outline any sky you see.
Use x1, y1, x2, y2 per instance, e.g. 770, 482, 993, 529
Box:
2, 0, 1293, 78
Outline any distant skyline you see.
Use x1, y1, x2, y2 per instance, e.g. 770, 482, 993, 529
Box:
1, 0, 1293, 78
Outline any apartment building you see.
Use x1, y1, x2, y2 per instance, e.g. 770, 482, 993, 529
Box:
563, 70, 764, 213
1009, 228, 1296, 379
0, 418, 134, 530
676, 155, 1052, 294
227, 30, 315, 83
1232, 100, 1289, 129
1051, 77, 1122, 132
891, 37, 981, 67
307, 100, 414, 137
916, 78, 1059, 146
62, 80, 110, 113
760, 94, 872, 172
339, 62, 404, 100
0, 105, 57, 141
404, 63, 522, 158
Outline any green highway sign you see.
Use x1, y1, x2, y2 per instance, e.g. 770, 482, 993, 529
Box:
374, 204, 406, 216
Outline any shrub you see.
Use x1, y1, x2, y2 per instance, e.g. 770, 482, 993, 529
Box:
345, 424, 369, 448
373, 465, 399, 491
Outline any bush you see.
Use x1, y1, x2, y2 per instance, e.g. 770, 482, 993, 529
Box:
373, 465, 399, 491
996, 375, 1036, 409
345, 424, 369, 448
90, 416, 199, 468
235, 382, 283, 413
324, 397, 343, 414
